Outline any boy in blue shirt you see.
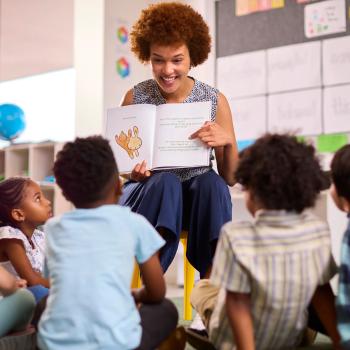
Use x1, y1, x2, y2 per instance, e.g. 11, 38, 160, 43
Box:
38, 136, 183, 350
330, 144, 350, 348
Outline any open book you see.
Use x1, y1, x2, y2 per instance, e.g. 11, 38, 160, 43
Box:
104, 101, 211, 173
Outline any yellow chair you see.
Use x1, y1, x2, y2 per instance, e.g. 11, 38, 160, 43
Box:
131, 230, 196, 321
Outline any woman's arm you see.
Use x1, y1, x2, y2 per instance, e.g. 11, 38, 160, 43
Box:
214, 93, 238, 186
132, 253, 165, 304
190, 93, 238, 186
226, 290, 255, 350
120, 89, 134, 106
4, 240, 49, 288
0, 265, 17, 296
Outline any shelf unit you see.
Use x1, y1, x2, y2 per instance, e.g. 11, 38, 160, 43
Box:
1, 142, 72, 216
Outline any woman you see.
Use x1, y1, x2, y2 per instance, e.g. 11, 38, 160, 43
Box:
120, 2, 238, 279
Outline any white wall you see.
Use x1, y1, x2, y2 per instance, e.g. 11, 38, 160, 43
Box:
74, 0, 105, 137
0, 69, 75, 145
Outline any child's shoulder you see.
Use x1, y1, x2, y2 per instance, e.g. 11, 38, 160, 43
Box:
222, 220, 255, 234
0, 225, 26, 241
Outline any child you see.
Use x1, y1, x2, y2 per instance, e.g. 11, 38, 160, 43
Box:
38, 136, 183, 350
0, 265, 35, 337
189, 134, 340, 350
330, 144, 350, 348
0, 177, 51, 303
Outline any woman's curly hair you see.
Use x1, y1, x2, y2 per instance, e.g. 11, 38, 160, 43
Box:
53, 136, 118, 208
235, 134, 329, 213
0, 177, 30, 227
130, 2, 211, 66
331, 144, 350, 202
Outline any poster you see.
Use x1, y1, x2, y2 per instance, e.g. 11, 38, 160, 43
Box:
323, 35, 350, 86
305, 0, 346, 38
324, 85, 350, 133
228, 96, 267, 141
217, 50, 266, 98
268, 89, 322, 135
267, 41, 321, 93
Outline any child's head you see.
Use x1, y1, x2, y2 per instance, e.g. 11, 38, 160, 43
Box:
330, 144, 350, 213
0, 177, 52, 228
235, 134, 328, 214
53, 136, 120, 208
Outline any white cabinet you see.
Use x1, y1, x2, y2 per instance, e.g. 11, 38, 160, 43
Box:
1, 142, 72, 216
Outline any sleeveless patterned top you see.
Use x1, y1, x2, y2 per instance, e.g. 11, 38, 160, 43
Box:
133, 78, 218, 182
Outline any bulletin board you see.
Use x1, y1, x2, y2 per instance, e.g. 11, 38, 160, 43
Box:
215, 0, 350, 158
216, 0, 350, 56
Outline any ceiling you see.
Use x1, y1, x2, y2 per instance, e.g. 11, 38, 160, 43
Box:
0, 0, 73, 81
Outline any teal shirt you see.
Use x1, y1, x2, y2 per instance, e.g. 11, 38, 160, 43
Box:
38, 205, 165, 350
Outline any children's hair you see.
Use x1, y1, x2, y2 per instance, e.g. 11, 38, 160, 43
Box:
53, 136, 118, 207
235, 134, 328, 213
130, 2, 211, 66
331, 144, 350, 202
0, 177, 31, 227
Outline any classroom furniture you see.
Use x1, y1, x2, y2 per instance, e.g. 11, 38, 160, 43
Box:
131, 230, 196, 321
0, 142, 72, 216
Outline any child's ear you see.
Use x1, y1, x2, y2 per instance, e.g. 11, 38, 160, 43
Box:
11, 208, 25, 223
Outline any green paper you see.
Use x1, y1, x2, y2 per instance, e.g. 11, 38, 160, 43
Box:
317, 134, 348, 153
296, 136, 306, 143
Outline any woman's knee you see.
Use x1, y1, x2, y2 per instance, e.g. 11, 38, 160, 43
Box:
145, 173, 182, 197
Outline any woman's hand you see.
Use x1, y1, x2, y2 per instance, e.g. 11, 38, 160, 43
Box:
189, 121, 234, 148
130, 160, 151, 182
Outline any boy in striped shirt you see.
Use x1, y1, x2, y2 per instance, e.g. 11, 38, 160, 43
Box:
330, 144, 350, 348
190, 134, 340, 350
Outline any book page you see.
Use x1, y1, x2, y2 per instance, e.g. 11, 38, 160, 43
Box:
152, 101, 211, 169
105, 104, 156, 173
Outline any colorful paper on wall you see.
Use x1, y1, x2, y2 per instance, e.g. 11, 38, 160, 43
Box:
304, 0, 346, 38
114, 19, 131, 79
297, 0, 317, 3
316, 133, 348, 153
236, 0, 284, 16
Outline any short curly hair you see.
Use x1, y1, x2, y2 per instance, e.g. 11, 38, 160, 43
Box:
0, 177, 30, 227
130, 2, 211, 66
235, 134, 328, 213
53, 136, 118, 208
331, 144, 350, 202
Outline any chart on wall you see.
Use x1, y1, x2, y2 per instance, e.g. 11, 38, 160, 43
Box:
216, 0, 350, 152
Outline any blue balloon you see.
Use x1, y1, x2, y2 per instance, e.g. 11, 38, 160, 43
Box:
0, 104, 26, 141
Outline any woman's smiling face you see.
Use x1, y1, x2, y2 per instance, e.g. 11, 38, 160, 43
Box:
150, 42, 191, 97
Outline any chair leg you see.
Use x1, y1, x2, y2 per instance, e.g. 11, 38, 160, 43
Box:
131, 262, 142, 289
181, 236, 195, 321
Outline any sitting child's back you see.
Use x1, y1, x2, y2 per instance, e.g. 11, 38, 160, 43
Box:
191, 134, 340, 350
210, 210, 334, 349
41, 205, 162, 348
38, 136, 180, 350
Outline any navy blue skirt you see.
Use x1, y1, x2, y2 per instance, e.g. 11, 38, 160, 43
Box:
119, 170, 232, 277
